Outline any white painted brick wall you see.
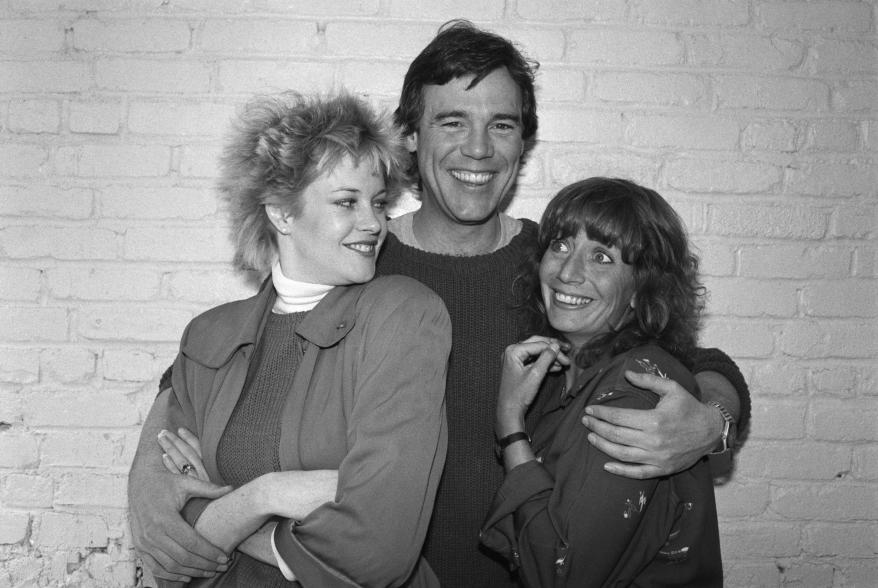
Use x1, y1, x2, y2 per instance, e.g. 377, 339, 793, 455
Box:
1, 1, 875, 586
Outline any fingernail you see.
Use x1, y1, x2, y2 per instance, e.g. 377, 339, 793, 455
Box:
157, 429, 167, 438
218, 555, 228, 564
584, 407, 593, 415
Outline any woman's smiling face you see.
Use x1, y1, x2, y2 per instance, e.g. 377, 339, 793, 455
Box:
276, 156, 388, 285
539, 230, 636, 350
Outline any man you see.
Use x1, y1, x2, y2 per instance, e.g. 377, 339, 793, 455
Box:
128, 20, 749, 587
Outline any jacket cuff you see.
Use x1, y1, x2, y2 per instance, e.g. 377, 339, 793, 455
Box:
180, 497, 212, 527
271, 518, 358, 588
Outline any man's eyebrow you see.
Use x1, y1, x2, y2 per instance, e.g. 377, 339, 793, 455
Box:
491, 112, 521, 122
431, 109, 467, 120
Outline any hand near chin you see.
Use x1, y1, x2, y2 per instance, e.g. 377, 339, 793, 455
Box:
496, 336, 570, 435
581, 370, 718, 479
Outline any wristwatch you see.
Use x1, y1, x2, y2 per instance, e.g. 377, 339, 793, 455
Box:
496, 431, 531, 450
707, 401, 737, 454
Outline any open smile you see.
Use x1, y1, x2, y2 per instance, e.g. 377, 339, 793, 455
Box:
344, 241, 379, 256
450, 170, 494, 186
553, 290, 593, 307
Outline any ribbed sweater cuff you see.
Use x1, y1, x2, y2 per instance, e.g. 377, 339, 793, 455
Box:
691, 347, 751, 435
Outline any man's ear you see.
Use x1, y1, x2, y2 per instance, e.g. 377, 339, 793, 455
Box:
265, 204, 292, 235
404, 132, 418, 153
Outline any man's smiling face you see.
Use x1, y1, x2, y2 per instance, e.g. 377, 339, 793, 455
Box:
406, 67, 524, 228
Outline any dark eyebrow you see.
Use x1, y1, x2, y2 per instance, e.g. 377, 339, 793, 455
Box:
432, 109, 467, 121
491, 113, 521, 123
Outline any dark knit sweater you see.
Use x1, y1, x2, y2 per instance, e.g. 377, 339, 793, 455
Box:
376, 222, 539, 588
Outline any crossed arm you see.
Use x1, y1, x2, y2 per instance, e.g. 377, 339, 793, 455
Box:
127, 390, 337, 583
157, 427, 337, 576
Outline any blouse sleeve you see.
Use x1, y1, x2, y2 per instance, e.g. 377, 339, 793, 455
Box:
272, 283, 451, 588
481, 355, 680, 588
691, 346, 751, 435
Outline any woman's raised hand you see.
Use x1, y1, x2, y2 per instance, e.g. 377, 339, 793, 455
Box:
496, 336, 570, 436
158, 428, 211, 483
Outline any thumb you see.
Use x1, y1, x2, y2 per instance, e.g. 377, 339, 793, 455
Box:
530, 344, 560, 380
182, 477, 233, 499
624, 370, 673, 398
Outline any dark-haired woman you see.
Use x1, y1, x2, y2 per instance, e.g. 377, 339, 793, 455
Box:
480, 177, 722, 587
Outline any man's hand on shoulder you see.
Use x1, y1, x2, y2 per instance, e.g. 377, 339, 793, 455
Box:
580, 370, 723, 480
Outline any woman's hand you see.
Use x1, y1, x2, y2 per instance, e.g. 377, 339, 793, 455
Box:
158, 428, 211, 483
496, 336, 570, 437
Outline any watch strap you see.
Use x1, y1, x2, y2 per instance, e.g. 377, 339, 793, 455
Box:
707, 400, 735, 454
497, 431, 531, 449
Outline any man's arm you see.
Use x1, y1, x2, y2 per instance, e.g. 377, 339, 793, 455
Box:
128, 386, 231, 582
581, 348, 749, 480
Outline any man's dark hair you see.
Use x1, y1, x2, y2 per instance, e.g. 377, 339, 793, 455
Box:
395, 19, 539, 172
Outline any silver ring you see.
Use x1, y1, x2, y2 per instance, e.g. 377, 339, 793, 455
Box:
180, 463, 195, 475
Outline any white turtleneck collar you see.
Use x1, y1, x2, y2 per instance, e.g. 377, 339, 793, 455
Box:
271, 261, 333, 314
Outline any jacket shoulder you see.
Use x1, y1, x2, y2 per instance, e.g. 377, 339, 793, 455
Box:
614, 345, 697, 394
360, 275, 448, 313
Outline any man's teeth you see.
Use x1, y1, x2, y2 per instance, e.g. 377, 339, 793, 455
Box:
451, 170, 492, 185
555, 292, 591, 305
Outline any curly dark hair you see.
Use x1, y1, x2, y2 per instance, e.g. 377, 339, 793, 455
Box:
516, 177, 705, 367
394, 19, 539, 182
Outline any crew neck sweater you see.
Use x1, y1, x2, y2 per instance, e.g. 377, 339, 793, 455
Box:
376, 219, 539, 588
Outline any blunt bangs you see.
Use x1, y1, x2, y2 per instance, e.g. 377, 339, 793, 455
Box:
539, 181, 646, 266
